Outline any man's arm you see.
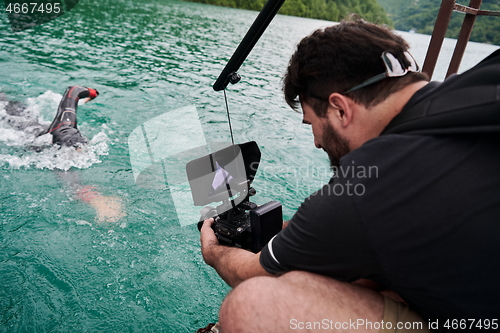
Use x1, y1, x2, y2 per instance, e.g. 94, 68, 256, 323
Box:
200, 218, 274, 287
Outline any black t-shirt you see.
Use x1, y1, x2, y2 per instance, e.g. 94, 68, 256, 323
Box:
261, 131, 500, 324
260, 61, 500, 325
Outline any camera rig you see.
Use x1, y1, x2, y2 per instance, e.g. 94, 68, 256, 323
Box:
186, 141, 282, 253
185, 0, 288, 252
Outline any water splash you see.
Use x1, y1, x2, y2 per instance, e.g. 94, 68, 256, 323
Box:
0, 90, 109, 170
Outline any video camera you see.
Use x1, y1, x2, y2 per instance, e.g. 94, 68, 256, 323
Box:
186, 141, 282, 253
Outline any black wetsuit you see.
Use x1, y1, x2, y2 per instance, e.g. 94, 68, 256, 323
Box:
1, 86, 98, 147
45, 86, 98, 147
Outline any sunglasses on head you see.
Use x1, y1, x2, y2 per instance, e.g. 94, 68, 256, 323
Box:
344, 51, 420, 94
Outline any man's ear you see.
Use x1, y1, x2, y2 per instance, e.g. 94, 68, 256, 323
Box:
327, 93, 353, 128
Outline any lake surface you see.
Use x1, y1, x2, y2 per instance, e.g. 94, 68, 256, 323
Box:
1, 1, 498, 331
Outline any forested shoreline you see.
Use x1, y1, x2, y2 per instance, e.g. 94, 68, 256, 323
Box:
378, 0, 500, 45
183, 0, 500, 45
182, 0, 391, 25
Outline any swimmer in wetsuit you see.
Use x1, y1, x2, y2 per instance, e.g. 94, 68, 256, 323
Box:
1, 86, 124, 223
43, 85, 99, 147
50, 87, 124, 223
0, 85, 99, 147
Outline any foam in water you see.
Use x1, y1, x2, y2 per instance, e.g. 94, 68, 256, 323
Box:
0, 90, 109, 171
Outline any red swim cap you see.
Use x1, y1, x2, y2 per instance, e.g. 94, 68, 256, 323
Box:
88, 88, 99, 99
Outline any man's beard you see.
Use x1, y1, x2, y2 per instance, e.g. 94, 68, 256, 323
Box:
322, 121, 350, 170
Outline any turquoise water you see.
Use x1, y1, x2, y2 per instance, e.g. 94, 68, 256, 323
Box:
1, 0, 499, 331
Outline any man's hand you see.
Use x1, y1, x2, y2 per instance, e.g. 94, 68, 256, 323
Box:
198, 218, 274, 287
200, 218, 219, 267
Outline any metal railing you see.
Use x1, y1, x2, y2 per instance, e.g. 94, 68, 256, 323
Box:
422, 0, 500, 79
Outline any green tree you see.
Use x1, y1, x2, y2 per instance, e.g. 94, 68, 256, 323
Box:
182, 0, 392, 25
377, 0, 500, 45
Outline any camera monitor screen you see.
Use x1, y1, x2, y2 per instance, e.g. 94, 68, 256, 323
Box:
210, 161, 234, 197
186, 141, 261, 206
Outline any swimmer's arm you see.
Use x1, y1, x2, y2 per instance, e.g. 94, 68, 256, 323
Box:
56, 171, 125, 223
76, 186, 125, 223
88, 195, 125, 223
200, 218, 274, 288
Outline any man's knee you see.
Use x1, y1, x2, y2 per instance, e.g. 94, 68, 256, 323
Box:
220, 276, 276, 315
219, 276, 282, 331
279, 270, 330, 285
219, 271, 344, 320
219, 272, 385, 332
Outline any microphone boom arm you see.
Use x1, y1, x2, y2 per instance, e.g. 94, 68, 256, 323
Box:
212, 0, 286, 91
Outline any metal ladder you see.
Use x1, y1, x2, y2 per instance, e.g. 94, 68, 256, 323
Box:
422, 0, 500, 79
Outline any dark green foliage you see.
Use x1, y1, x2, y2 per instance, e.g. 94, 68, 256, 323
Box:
182, 0, 500, 45
183, 0, 266, 10
378, 0, 500, 45
183, 0, 392, 25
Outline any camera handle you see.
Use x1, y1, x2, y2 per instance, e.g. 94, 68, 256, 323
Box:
197, 187, 257, 231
